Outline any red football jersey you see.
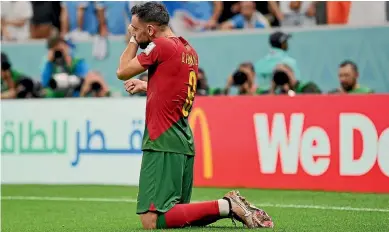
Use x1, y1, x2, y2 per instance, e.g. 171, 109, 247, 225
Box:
137, 37, 199, 155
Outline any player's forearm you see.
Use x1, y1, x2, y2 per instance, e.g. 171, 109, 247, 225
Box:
116, 42, 139, 80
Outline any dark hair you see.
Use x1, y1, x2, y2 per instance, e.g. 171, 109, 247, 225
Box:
240, 62, 255, 73
131, 2, 169, 26
47, 35, 66, 49
1, 52, 11, 71
340, 60, 358, 73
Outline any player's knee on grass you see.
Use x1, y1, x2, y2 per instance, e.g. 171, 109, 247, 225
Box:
140, 212, 158, 229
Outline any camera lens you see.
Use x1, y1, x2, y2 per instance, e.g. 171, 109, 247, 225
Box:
91, 82, 102, 91
273, 70, 289, 86
232, 71, 248, 86
54, 50, 63, 59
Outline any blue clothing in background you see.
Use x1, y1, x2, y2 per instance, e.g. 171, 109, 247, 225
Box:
41, 57, 89, 88
163, 1, 213, 22
61, 1, 98, 35
96, 1, 131, 35
230, 14, 265, 29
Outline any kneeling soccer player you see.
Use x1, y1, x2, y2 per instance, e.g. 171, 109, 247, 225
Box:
116, 2, 274, 229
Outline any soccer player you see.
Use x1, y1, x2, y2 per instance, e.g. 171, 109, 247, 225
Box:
116, 2, 274, 230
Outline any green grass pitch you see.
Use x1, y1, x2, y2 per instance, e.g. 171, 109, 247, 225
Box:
1, 185, 389, 232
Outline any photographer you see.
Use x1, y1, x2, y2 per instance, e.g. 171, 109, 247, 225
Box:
1, 52, 44, 99
41, 34, 88, 97
196, 68, 210, 96
41, 34, 111, 98
270, 63, 321, 95
224, 62, 257, 95
329, 60, 374, 94
254, 31, 301, 90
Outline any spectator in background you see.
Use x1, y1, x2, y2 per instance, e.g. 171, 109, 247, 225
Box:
219, 1, 283, 27
196, 68, 210, 96
220, 1, 269, 30
224, 62, 257, 95
270, 63, 321, 95
1, 1, 33, 41
165, 1, 223, 34
30, 2, 57, 39
95, 1, 131, 36
60, 1, 98, 39
279, 1, 316, 27
254, 31, 301, 90
329, 61, 374, 94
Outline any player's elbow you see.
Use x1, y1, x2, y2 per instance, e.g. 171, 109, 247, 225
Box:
116, 69, 128, 81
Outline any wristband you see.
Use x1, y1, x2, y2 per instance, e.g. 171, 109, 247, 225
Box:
129, 36, 138, 45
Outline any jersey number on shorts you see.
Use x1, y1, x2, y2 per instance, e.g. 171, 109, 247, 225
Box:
182, 70, 197, 118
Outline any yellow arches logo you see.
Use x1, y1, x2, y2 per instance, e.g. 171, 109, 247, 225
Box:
189, 108, 213, 179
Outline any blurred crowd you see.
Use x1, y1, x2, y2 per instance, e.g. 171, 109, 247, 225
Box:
195, 30, 373, 97
1, 1, 385, 100
2, 1, 388, 41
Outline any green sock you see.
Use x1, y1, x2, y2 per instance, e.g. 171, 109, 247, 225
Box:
156, 214, 167, 229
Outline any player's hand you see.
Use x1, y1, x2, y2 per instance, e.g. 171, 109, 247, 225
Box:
127, 24, 135, 37
124, 79, 146, 95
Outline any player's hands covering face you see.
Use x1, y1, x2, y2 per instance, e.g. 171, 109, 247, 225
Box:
124, 79, 146, 95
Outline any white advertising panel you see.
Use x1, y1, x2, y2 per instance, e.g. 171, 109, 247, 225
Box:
1, 98, 147, 185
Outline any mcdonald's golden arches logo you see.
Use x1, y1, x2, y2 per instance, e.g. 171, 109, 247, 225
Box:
189, 107, 213, 179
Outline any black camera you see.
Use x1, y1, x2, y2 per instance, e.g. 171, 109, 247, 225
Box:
232, 70, 248, 86
1, 61, 11, 71
52, 50, 71, 74
273, 70, 290, 86
16, 78, 44, 98
91, 82, 102, 92
196, 79, 208, 96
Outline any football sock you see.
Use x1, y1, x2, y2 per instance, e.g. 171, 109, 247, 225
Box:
156, 199, 231, 229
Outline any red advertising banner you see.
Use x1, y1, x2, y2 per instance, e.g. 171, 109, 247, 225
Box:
189, 95, 389, 193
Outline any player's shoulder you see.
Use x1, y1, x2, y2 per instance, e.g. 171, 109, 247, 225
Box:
152, 37, 174, 46
153, 36, 196, 52
177, 36, 198, 54
147, 37, 173, 54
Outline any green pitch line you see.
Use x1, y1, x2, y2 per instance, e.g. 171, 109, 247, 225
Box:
2, 185, 389, 232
